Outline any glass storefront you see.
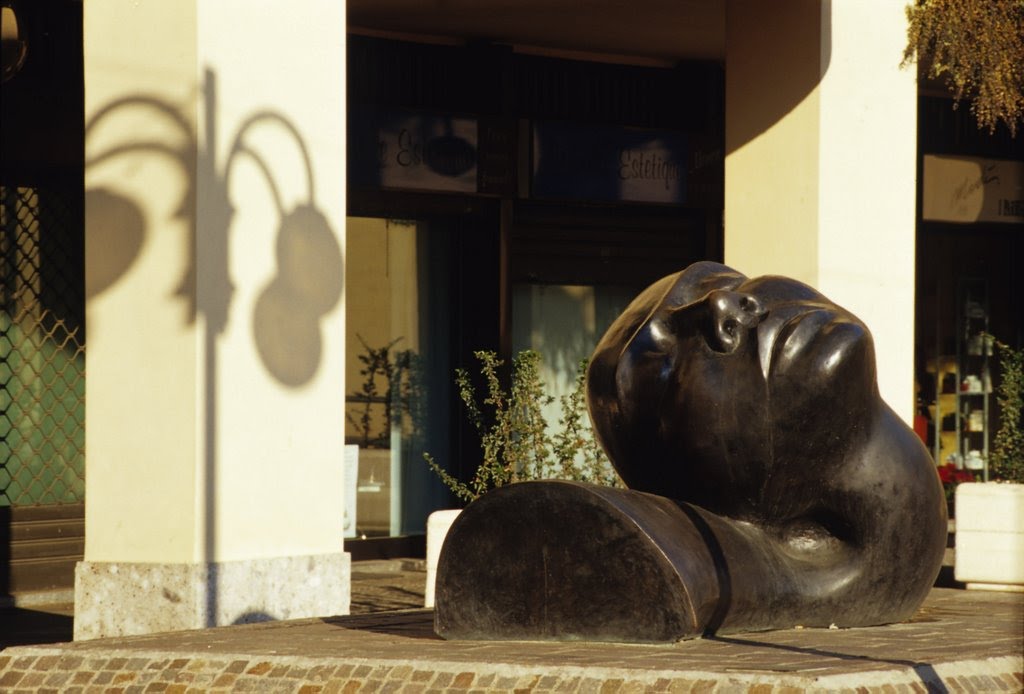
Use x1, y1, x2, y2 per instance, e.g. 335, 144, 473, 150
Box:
916, 223, 1023, 480
914, 100, 1024, 483
344, 217, 453, 539
510, 283, 634, 429
344, 35, 722, 555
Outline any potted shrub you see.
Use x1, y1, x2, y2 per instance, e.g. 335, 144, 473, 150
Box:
422, 349, 621, 606
955, 336, 1024, 591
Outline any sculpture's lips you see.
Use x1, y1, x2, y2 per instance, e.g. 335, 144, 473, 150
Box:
758, 307, 839, 379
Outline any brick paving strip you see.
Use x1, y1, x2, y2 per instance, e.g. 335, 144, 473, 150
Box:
1, 588, 1021, 693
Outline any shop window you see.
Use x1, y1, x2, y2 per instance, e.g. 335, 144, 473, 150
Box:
916, 224, 1023, 483
344, 217, 452, 538
511, 283, 634, 435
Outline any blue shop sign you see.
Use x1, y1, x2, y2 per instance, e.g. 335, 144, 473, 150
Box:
532, 122, 690, 204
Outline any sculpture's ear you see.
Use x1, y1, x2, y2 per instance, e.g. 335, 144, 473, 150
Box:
587, 272, 680, 465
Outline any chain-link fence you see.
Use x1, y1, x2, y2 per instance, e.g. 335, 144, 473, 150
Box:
1, 185, 85, 507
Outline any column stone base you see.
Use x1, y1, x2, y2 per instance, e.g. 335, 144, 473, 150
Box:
73, 552, 351, 640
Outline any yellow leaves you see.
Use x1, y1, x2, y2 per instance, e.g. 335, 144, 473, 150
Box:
904, 0, 1024, 135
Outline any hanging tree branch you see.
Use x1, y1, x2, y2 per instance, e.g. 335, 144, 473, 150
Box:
902, 0, 1024, 137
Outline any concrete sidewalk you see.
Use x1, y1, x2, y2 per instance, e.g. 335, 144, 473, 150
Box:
1, 582, 1021, 693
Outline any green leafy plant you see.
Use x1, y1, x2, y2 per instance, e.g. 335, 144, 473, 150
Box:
989, 336, 1024, 483
424, 349, 622, 502
902, 0, 1024, 136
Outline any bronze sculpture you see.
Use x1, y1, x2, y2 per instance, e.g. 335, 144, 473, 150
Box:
435, 262, 947, 642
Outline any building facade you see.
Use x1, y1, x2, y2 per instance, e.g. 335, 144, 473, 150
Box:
1, 0, 1019, 638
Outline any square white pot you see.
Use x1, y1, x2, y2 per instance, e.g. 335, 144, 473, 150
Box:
954, 482, 1024, 591
424, 509, 462, 608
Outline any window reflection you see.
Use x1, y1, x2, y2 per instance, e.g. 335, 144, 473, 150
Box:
344, 217, 451, 538
511, 283, 633, 440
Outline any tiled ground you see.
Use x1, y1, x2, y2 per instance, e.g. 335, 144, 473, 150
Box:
1, 586, 1021, 693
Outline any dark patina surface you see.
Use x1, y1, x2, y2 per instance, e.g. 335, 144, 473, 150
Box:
435, 261, 947, 642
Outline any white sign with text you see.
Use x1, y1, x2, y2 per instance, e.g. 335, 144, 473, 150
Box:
923, 155, 1024, 224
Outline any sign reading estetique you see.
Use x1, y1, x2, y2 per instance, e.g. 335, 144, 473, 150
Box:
349, 108, 478, 193
532, 122, 689, 204
923, 155, 1024, 224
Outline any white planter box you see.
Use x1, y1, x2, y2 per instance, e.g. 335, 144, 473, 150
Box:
423, 509, 461, 608
954, 482, 1024, 591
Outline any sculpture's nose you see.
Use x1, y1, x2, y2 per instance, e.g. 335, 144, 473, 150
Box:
706, 289, 765, 353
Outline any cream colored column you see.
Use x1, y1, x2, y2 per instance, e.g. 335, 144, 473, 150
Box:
77, 0, 348, 639
724, 0, 918, 421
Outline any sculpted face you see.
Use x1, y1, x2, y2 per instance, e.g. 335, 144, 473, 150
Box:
440, 260, 947, 643
588, 261, 878, 518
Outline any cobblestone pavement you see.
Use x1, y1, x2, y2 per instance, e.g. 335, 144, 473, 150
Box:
1, 585, 1021, 693
349, 560, 427, 614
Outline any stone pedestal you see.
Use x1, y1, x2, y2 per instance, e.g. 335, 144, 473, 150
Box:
75, 553, 350, 640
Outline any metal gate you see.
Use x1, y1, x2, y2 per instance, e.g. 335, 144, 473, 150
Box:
1, 184, 86, 594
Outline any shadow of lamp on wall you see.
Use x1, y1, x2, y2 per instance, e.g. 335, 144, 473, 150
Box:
83, 68, 342, 627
